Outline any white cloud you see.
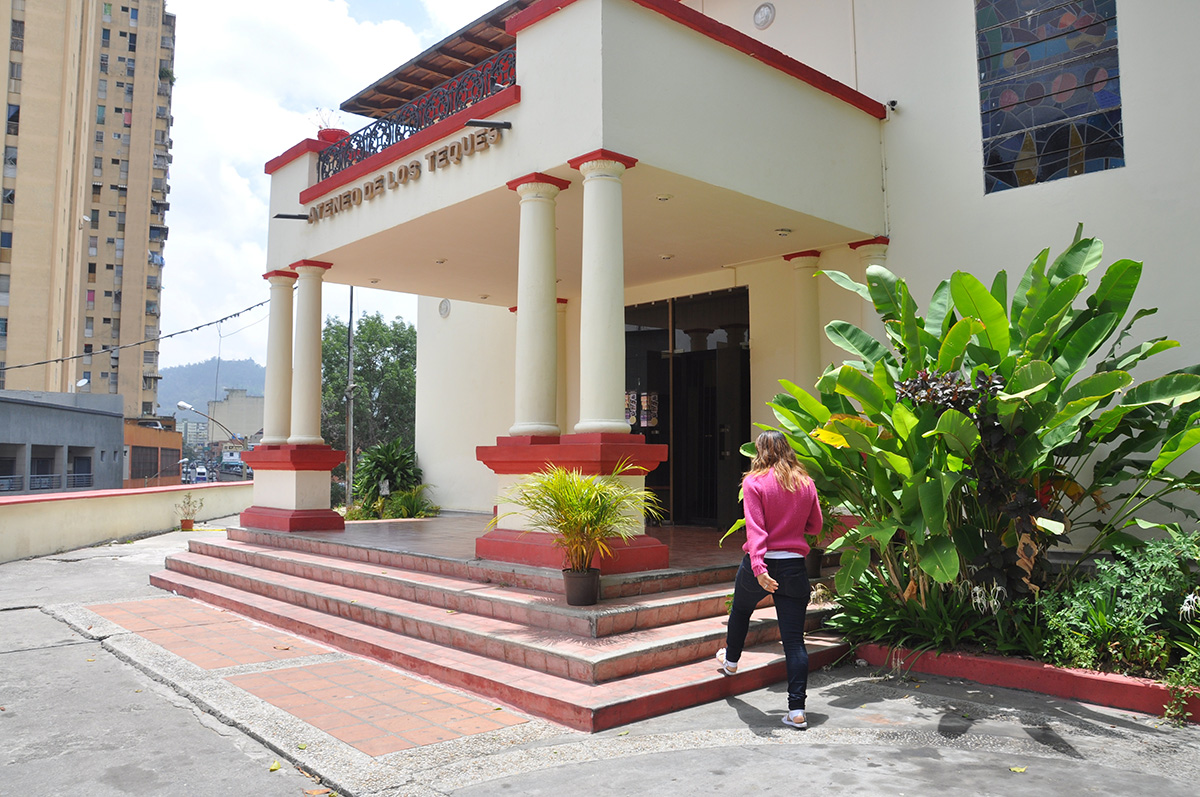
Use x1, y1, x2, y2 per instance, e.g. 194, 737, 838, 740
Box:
418, 0, 508, 33
158, 0, 446, 368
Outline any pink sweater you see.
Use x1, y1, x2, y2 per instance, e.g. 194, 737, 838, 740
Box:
741, 470, 822, 575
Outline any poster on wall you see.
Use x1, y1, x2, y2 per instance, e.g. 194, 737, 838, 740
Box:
625, 390, 639, 426
640, 392, 659, 428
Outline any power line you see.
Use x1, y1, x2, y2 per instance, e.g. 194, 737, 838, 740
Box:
0, 298, 270, 373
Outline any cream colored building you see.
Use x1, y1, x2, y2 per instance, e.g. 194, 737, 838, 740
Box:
247, 0, 1195, 546
0, 0, 175, 421
206, 387, 263, 446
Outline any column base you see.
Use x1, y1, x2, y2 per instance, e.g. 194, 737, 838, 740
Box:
240, 444, 346, 533
239, 506, 346, 532
476, 433, 667, 475
476, 528, 668, 574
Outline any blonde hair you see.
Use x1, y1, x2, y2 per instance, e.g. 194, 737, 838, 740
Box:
746, 430, 811, 492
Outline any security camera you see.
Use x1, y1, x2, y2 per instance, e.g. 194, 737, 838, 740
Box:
887, 100, 899, 109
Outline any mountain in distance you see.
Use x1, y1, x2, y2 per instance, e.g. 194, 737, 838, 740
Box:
158, 357, 265, 419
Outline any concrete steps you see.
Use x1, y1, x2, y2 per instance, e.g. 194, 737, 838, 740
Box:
150, 530, 849, 731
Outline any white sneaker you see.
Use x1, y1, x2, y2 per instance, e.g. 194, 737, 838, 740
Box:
782, 710, 808, 729
715, 648, 738, 675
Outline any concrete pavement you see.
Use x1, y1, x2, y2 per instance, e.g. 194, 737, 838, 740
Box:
2, 519, 1198, 796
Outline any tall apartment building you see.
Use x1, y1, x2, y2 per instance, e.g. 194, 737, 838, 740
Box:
0, 0, 174, 421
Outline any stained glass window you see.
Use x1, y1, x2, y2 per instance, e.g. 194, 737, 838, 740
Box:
976, 0, 1123, 193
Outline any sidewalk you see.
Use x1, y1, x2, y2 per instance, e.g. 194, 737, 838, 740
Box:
3, 520, 1199, 796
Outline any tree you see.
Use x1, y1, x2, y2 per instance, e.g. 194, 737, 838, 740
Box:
321, 311, 416, 460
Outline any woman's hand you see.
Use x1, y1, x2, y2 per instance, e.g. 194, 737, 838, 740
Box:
756, 571, 779, 593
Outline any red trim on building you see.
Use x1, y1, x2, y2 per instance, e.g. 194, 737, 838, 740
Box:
262, 269, 299, 280
287, 259, 333, 272
567, 149, 639, 170
264, 138, 330, 176
510, 0, 886, 119
239, 506, 346, 533
477, 433, 668, 475
297, 85, 522, 205
857, 643, 1200, 723
848, 236, 890, 249
506, 172, 572, 191
782, 250, 822, 261
476, 528, 670, 573
241, 444, 345, 473
509, 297, 569, 313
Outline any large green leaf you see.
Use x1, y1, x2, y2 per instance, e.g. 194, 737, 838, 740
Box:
834, 545, 871, 595
1087, 258, 1142, 320
826, 321, 890, 366
1023, 273, 1086, 350
1110, 339, 1179, 373
1012, 247, 1050, 329
819, 270, 871, 303
1150, 426, 1200, 477
922, 408, 980, 458
990, 269, 1008, 310
899, 283, 922, 373
926, 279, 953, 338
779, 380, 832, 424
1047, 236, 1104, 285
834, 365, 886, 415
866, 265, 902, 319
916, 535, 960, 583
1123, 373, 1200, 408
918, 478, 947, 535
998, 359, 1054, 402
951, 271, 1010, 357
890, 402, 919, 441
1051, 312, 1117, 380
1060, 370, 1133, 407
936, 317, 984, 373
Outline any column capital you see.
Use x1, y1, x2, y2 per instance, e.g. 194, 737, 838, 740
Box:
507, 172, 571, 193
848, 236, 890, 250
513, 181, 563, 201
262, 269, 298, 282
783, 249, 822, 269
568, 148, 638, 171
288, 259, 333, 271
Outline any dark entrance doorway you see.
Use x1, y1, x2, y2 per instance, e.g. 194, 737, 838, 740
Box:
625, 287, 750, 531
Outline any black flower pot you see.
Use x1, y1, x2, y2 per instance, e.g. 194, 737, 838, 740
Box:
806, 550, 824, 579
562, 568, 601, 606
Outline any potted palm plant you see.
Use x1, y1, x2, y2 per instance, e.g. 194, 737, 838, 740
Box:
175, 491, 203, 531
495, 460, 663, 606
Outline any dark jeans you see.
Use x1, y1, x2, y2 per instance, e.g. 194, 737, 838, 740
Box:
725, 554, 811, 711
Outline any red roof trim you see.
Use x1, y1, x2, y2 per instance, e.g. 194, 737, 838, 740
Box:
506, 172, 572, 191
567, 149, 639, 170
298, 85, 521, 205
782, 250, 822, 261
510, 0, 886, 119
262, 269, 299, 280
848, 236, 890, 249
264, 138, 329, 176
289, 259, 333, 271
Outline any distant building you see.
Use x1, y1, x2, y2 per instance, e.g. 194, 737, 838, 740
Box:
122, 418, 182, 488
206, 388, 263, 446
178, 418, 207, 448
0, 1, 176, 422
0, 389, 124, 494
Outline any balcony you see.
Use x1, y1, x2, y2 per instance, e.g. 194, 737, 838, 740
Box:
0, 475, 22, 491
29, 474, 62, 491
317, 47, 515, 182
65, 473, 94, 489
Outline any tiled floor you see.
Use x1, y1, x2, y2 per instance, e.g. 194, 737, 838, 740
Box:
89, 597, 528, 756
294, 513, 743, 571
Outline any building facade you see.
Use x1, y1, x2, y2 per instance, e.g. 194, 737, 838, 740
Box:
251, 0, 1196, 544
0, 0, 175, 420
0, 389, 124, 494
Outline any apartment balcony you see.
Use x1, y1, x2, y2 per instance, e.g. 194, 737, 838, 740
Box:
317, 47, 515, 182
0, 475, 22, 491
29, 474, 62, 491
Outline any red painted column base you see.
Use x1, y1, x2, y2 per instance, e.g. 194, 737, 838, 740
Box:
475, 433, 670, 571
475, 528, 669, 574
239, 444, 346, 533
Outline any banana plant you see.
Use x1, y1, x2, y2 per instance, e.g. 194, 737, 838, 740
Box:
760, 229, 1200, 603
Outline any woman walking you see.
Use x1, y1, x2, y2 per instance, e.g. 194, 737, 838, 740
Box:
716, 430, 822, 729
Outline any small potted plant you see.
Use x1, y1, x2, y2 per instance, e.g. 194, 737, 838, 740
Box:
494, 460, 662, 606
175, 491, 203, 531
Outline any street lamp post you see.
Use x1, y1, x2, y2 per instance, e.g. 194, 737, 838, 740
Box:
178, 401, 248, 480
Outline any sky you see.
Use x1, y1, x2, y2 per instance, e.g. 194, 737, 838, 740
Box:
157, 0, 508, 369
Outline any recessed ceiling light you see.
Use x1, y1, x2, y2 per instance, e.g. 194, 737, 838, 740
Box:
479, 294, 490, 300
660, 254, 675, 260
435, 258, 447, 264
369, 278, 380, 284
775, 228, 792, 237
655, 194, 673, 202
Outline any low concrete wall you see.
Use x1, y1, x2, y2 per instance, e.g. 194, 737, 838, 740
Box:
0, 482, 252, 563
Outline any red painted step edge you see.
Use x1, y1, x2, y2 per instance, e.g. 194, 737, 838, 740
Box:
857, 643, 1200, 723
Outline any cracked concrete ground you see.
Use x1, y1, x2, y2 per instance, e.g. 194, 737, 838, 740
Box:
2, 522, 1198, 796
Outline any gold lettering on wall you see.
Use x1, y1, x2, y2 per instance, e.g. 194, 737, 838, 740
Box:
306, 130, 502, 224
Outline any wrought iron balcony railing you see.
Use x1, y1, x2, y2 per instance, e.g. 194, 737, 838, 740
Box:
66, 473, 93, 489
29, 474, 62, 491
317, 47, 515, 182
0, 475, 23, 491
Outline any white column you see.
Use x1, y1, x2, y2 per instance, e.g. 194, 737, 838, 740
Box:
574, 158, 631, 434
260, 270, 296, 445
288, 262, 328, 445
790, 253, 821, 391
509, 181, 562, 437
853, 241, 890, 346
